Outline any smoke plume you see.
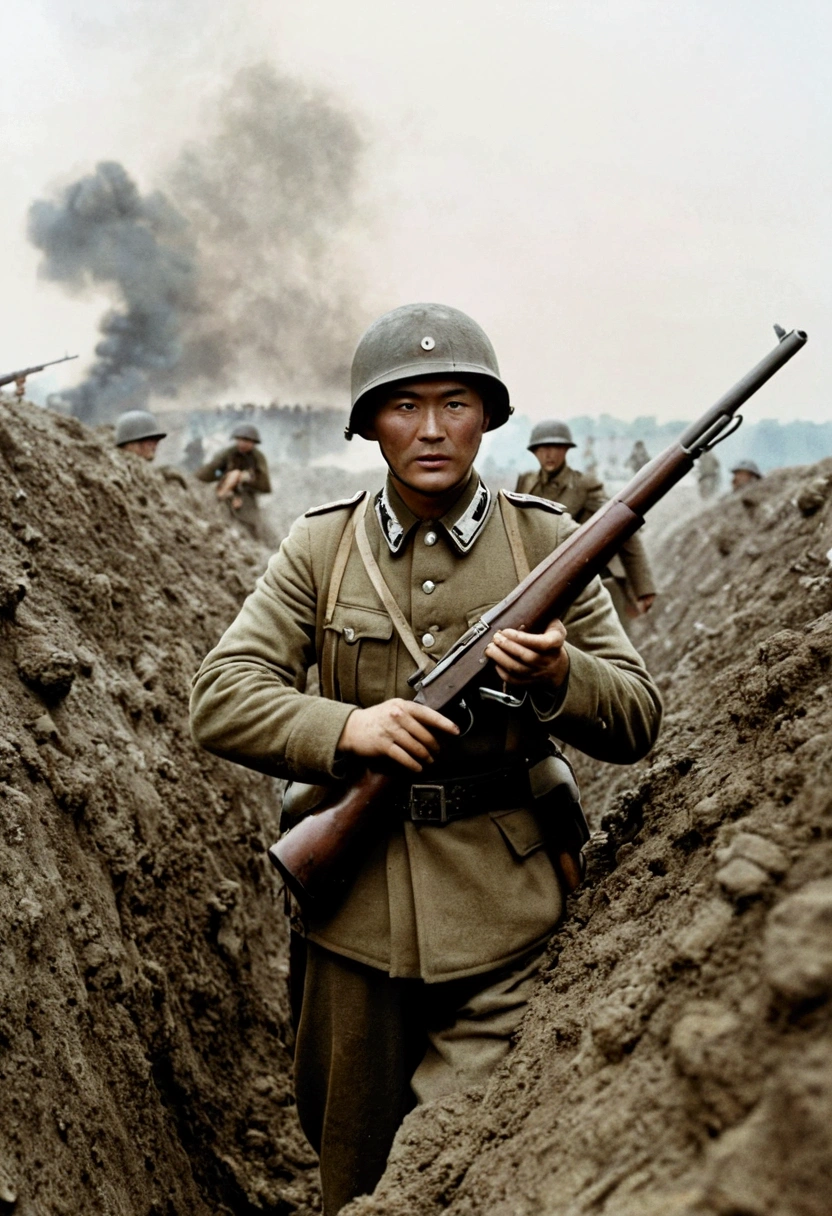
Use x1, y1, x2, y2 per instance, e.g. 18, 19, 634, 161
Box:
28, 64, 366, 422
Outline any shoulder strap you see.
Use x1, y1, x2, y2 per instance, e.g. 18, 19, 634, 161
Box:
354, 500, 436, 673
323, 502, 362, 627
498, 490, 531, 581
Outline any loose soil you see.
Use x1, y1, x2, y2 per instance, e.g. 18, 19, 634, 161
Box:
5, 401, 832, 1216
345, 460, 832, 1216
0, 398, 319, 1215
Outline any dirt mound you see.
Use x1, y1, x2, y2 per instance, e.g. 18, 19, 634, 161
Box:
0, 398, 318, 1214
345, 461, 832, 1216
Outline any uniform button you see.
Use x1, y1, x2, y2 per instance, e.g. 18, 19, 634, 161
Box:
343, 627, 356, 643
424, 531, 438, 546
422, 580, 436, 594
421, 632, 436, 648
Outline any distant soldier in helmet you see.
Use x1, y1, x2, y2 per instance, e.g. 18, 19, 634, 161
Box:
731, 459, 762, 492
195, 423, 272, 539
516, 421, 656, 626
625, 439, 650, 475
114, 410, 167, 462
191, 302, 662, 1214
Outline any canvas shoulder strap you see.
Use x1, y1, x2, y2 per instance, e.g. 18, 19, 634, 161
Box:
498, 490, 531, 581
354, 501, 436, 673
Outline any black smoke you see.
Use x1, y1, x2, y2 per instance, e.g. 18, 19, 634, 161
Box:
28, 64, 367, 422
28, 162, 199, 420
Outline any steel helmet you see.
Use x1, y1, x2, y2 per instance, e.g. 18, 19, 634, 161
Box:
527, 420, 576, 451
730, 459, 762, 478
346, 303, 511, 440
114, 410, 167, 447
231, 423, 261, 443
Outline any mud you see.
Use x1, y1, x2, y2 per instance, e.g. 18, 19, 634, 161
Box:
0, 398, 318, 1215
345, 461, 832, 1215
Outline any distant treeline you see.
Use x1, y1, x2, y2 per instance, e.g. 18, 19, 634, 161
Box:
183, 401, 832, 478
480, 413, 832, 480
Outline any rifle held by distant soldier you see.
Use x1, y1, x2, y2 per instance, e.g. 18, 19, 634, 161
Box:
0, 354, 78, 398
270, 326, 808, 912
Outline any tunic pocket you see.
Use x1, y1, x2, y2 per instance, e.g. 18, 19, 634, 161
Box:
324, 603, 394, 706
490, 808, 545, 860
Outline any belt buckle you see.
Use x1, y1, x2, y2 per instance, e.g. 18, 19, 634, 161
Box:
409, 784, 447, 824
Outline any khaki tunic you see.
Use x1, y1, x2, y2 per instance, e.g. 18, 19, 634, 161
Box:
191, 472, 661, 983
195, 445, 271, 536
515, 464, 655, 600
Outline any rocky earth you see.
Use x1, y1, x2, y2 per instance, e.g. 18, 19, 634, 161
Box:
5, 397, 832, 1216
346, 459, 832, 1216
0, 398, 319, 1215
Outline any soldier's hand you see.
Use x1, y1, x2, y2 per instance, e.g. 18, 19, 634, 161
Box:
338, 699, 460, 773
636, 594, 655, 614
485, 618, 569, 689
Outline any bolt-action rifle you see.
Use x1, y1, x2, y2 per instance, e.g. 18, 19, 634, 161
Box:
269, 326, 808, 912
0, 354, 78, 395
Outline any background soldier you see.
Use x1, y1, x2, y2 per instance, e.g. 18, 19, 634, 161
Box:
515, 421, 656, 626
114, 410, 167, 462
625, 439, 650, 474
697, 448, 721, 499
195, 423, 271, 539
191, 303, 662, 1215
731, 458, 762, 492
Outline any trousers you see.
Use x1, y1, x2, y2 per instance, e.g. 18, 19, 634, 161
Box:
293, 938, 543, 1214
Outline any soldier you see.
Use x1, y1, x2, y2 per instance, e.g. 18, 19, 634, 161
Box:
625, 439, 650, 474
195, 423, 272, 539
190, 303, 662, 1215
114, 410, 167, 462
731, 459, 762, 492
697, 448, 721, 499
515, 421, 656, 626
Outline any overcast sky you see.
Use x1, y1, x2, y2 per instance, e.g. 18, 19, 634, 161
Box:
1, 0, 829, 423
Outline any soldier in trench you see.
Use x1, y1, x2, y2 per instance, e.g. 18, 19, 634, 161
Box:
114, 410, 167, 462
190, 303, 662, 1214
195, 423, 272, 539
731, 459, 762, 492
515, 421, 656, 629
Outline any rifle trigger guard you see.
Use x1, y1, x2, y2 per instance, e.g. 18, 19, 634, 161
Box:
479, 686, 527, 709
454, 698, 475, 735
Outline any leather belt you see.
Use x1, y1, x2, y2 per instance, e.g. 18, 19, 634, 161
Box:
393, 764, 531, 826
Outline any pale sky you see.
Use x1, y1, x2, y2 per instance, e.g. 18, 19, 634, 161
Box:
1, 0, 829, 422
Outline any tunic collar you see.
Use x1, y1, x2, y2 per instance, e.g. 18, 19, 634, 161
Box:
375, 471, 493, 556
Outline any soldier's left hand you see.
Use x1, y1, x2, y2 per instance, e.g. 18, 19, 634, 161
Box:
485, 618, 569, 689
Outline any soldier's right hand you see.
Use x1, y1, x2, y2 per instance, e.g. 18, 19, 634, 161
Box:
337, 699, 460, 772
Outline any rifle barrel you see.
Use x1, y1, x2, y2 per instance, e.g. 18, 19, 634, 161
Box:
679, 328, 806, 453
0, 353, 78, 389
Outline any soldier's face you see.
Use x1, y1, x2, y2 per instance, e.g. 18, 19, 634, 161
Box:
732, 469, 758, 491
123, 438, 160, 462
236, 439, 255, 454
367, 377, 489, 497
534, 444, 569, 473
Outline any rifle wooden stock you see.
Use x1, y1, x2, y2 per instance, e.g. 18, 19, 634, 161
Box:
270, 769, 393, 906
270, 328, 807, 911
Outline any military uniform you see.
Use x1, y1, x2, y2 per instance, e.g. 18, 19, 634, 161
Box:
515, 463, 655, 622
196, 444, 271, 538
191, 470, 662, 1211
697, 449, 720, 499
